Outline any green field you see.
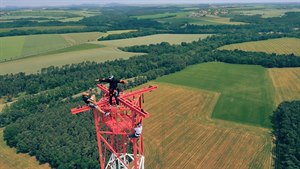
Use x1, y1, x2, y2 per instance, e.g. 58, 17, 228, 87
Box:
156, 62, 275, 127
0, 9, 101, 23
233, 8, 300, 18
39, 43, 105, 56
134, 12, 177, 19
0, 26, 86, 33
0, 34, 69, 61
136, 11, 245, 25
0, 33, 209, 74
23, 34, 70, 57
219, 38, 300, 56
0, 31, 135, 62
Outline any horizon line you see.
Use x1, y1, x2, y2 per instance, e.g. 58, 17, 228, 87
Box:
1, 1, 299, 8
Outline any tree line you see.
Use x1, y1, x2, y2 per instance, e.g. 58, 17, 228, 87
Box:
1, 32, 300, 99
271, 101, 300, 169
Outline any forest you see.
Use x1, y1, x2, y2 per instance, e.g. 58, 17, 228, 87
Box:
272, 101, 300, 169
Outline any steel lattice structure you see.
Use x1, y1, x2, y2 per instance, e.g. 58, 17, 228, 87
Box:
71, 84, 157, 169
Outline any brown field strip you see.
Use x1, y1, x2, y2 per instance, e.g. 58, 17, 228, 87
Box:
0, 128, 50, 169
142, 83, 272, 169
268, 68, 300, 105
219, 38, 300, 56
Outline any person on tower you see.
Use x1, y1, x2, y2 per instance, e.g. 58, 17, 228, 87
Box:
82, 92, 109, 116
128, 122, 143, 138
96, 75, 127, 106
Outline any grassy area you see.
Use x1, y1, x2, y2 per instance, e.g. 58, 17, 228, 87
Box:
0, 32, 104, 62
156, 62, 275, 127
94, 34, 211, 47
0, 33, 209, 74
0, 128, 50, 169
233, 8, 300, 18
0, 30, 135, 62
219, 38, 300, 56
134, 11, 245, 25
133, 12, 178, 19
0, 9, 101, 23
0, 47, 143, 74
61, 32, 103, 45
190, 16, 245, 25
0, 36, 25, 61
142, 82, 272, 169
39, 43, 105, 56
21, 34, 69, 57
268, 68, 300, 105
0, 26, 86, 33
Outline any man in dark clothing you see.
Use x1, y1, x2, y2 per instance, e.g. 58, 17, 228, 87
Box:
96, 75, 127, 106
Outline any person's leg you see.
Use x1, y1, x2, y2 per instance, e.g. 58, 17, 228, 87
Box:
114, 91, 119, 105
90, 94, 96, 102
109, 94, 113, 105
128, 133, 135, 138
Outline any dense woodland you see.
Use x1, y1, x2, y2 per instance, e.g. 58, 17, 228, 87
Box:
0, 5, 300, 169
272, 101, 300, 169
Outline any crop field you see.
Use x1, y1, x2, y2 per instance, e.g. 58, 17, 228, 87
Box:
0, 32, 100, 61
0, 9, 100, 22
0, 47, 143, 74
0, 30, 135, 62
219, 38, 300, 56
233, 8, 300, 18
133, 12, 178, 19
0, 128, 50, 169
148, 12, 245, 25
268, 68, 300, 105
0, 33, 209, 74
60, 32, 103, 45
0, 26, 86, 33
188, 16, 245, 25
39, 43, 105, 56
142, 83, 272, 169
156, 62, 274, 127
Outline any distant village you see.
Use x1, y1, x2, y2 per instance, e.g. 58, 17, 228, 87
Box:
189, 8, 229, 17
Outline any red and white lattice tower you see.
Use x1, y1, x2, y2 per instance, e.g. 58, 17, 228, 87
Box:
71, 84, 157, 169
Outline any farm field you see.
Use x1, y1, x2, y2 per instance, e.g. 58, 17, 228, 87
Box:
145, 12, 245, 25
0, 9, 101, 22
188, 15, 245, 25
0, 47, 143, 75
0, 33, 209, 74
268, 68, 300, 105
142, 83, 271, 169
233, 8, 300, 18
133, 12, 178, 19
0, 26, 86, 33
0, 32, 101, 61
0, 128, 50, 169
0, 30, 135, 62
219, 38, 300, 56
156, 62, 274, 127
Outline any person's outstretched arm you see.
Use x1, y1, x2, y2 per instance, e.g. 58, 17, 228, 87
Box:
119, 79, 128, 84
96, 78, 110, 83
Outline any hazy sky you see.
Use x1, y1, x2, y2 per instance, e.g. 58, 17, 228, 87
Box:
1, 0, 299, 7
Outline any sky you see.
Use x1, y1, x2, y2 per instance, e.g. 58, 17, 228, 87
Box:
1, 0, 299, 7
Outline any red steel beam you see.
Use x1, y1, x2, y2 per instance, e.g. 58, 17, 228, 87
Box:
99, 135, 129, 168
119, 97, 149, 118
120, 86, 158, 99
